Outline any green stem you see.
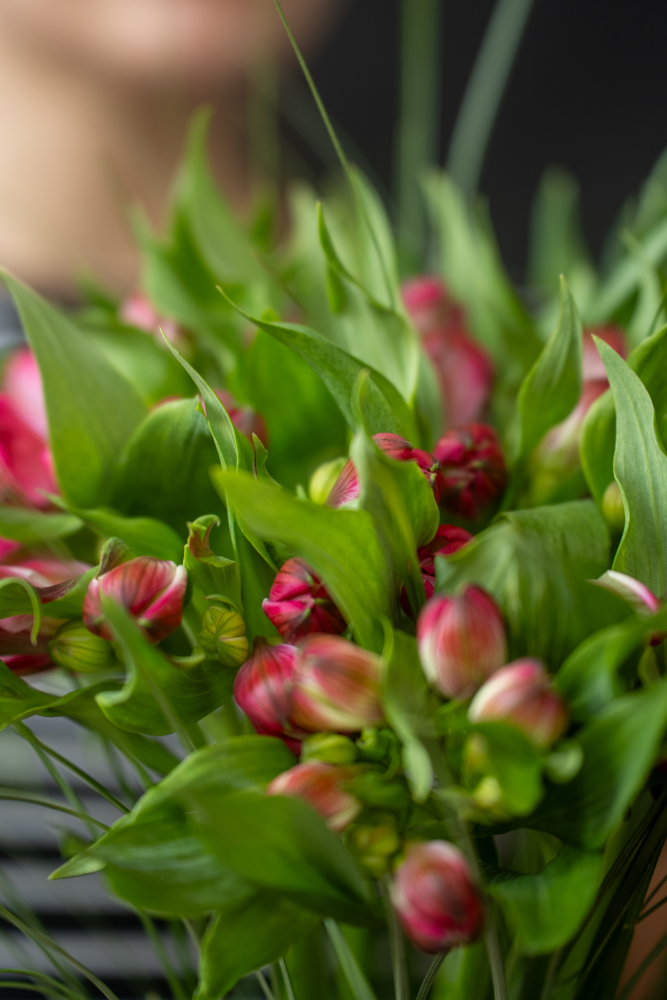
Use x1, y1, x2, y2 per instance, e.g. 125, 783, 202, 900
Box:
255, 970, 277, 1000
382, 877, 409, 1000
484, 913, 509, 1000
138, 912, 188, 1000
415, 952, 448, 1000
446, 0, 536, 197
0, 789, 109, 831
325, 920, 378, 1000
279, 958, 297, 1000
395, 0, 442, 267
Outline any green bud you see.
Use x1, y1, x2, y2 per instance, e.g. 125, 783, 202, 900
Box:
300, 734, 358, 766
602, 481, 625, 533
347, 820, 401, 878
309, 457, 347, 505
356, 727, 397, 761
49, 621, 116, 674
198, 606, 249, 667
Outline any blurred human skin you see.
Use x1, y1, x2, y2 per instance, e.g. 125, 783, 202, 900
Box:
0, 0, 344, 296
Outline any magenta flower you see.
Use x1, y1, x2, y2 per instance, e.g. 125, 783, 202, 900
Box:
3, 347, 48, 441
291, 634, 384, 734
401, 525, 473, 615
402, 276, 457, 336
83, 556, 187, 644
468, 658, 569, 748
391, 841, 484, 953
233, 639, 304, 751
0, 614, 60, 676
266, 761, 361, 832
433, 424, 507, 520
416, 587, 507, 699
327, 433, 444, 507
262, 558, 346, 642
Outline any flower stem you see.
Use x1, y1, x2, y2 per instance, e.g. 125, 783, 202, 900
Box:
484, 912, 509, 1000
382, 877, 409, 1000
446, 0, 536, 197
415, 952, 448, 1000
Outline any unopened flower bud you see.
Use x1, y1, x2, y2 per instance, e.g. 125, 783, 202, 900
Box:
402, 276, 454, 336
434, 424, 507, 520
417, 587, 507, 699
309, 458, 347, 505
266, 761, 361, 832
48, 621, 116, 674
594, 570, 660, 618
582, 326, 627, 382
83, 557, 188, 644
401, 525, 473, 614
327, 434, 444, 507
198, 605, 249, 667
233, 639, 304, 750
602, 481, 625, 532
300, 733, 358, 765
468, 659, 568, 748
391, 841, 484, 953
348, 821, 401, 878
262, 558, 346, 642
292, 635, 384, 734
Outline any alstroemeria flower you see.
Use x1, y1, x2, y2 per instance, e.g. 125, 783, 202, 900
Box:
291, 634, 384, 733
83, 556, 187, 644
469, 658, 569, 748
262, 558, 346, 642
434, 424, 507, 520
327, 433, 444, 508
266, 761, 361, 832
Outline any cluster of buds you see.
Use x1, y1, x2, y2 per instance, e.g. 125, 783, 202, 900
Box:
0, 347, 57, 508
468, 659, 568, 748
391, 841, 484, 952
417, 586, 507, 698
326, 433, 445, 508
402, 277, 494, 428
433, 424, 507, 520
83, 556, 188, 644
234, 634, 383, 752
262, 558, 346, 642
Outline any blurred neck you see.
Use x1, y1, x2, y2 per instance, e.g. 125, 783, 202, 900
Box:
0, 33, 250, 300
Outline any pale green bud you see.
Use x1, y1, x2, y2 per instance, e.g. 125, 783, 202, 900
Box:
199, 606, 249, 667
300, 733, 358, 765
49, 621, 116, 674
602, 481, 625, 533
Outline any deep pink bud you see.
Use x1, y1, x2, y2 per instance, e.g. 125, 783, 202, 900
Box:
424, 326, 494, 429
433, 424, 507, 520
266, 761, 361, 832
582, 326, 627, 383
391, 841, 484, 953
0, 557, 88, 589
83, 556, 187, 644
401, 525, 473, 614
0, 396, 57, 508
327, 433, 444, 507
0, 538, 20, 562
0, 614, 60, 676
233, 639, 304, 751
2, 348, 48, 441
262, 558, 346, 642
594, 571, 660, 617
468, 658, 569, 748
402, 276, 457, 336
214, 389, 268, 448
416, 587, 507, 699
291, 634, 383, 733
120, 292, 182, 347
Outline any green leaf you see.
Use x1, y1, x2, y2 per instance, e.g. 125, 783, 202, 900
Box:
218, 293, 419, 443
515, 277, 583, 462
597, 339, 667, 595
95, 600, 233, 736
487, 846, 603, 955
2, 272, 146, 507
184, 515, 242, 610
526, 682, 667, 848
587, 213, 667, 324
381, 624, 434, 802
188, 788, 373, 924
217, 470, 394, 649
0, 508, 82, 545
436, 501, 624, 667
465, 722, 544, 819
196, 894, 315, 1000
111, 399, 225, 537
352, 373, 439, 616
50, 499, 183, 563
527, 168, 595, 299
581, 324, 667, 507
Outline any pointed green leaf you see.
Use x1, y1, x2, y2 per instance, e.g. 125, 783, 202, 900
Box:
0, 508, 82, 545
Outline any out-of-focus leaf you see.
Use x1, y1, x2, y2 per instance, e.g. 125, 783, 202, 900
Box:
196, 894, 315, 1000
111, 399, 225, 538
50, 499, 183, 563
436, 501, 625, 667
96, 600, 232, 736
597, 340, 667, 595
526, 682, 667, 848
217, 470, 394, 650
0, 508, 82, 545
514, 277, 582, 463
465, 722, 544, 819
581, 324, 667, 507
588, 213, 667, 324
2, 272, 146, 507
527, 168, 595, 299
486, 846, 603, 954
0, 568, 97, 620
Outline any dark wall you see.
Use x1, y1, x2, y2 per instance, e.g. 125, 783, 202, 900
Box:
306, 0, 667, 279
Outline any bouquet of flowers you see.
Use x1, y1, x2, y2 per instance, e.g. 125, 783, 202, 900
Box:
3, 14, 667, 1000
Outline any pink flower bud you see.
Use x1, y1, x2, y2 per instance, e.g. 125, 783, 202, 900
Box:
402, 276, 456, 336
83, 556, 187, 644
266, 761, 361, 832
291, 634, 383, 733
0, 538, 20, 562
0, 614, 60, 676
534, 381, 608, 475
582, 326, 627, 382
391, 841, 484, 953
120, 292, 182, 347
233, 639, 304, 751
400, 525, 473, 614
433, 424, 507, 520
2, 348, 48, 441
594, 570, 660, 618
417, 587, 507, 699
468, 658, 569, 748
424, 326, 494, 429
327, 433, 444, 507
0, 396, 57, 508
214, 389, 268, 448
262, 558, 346, 642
